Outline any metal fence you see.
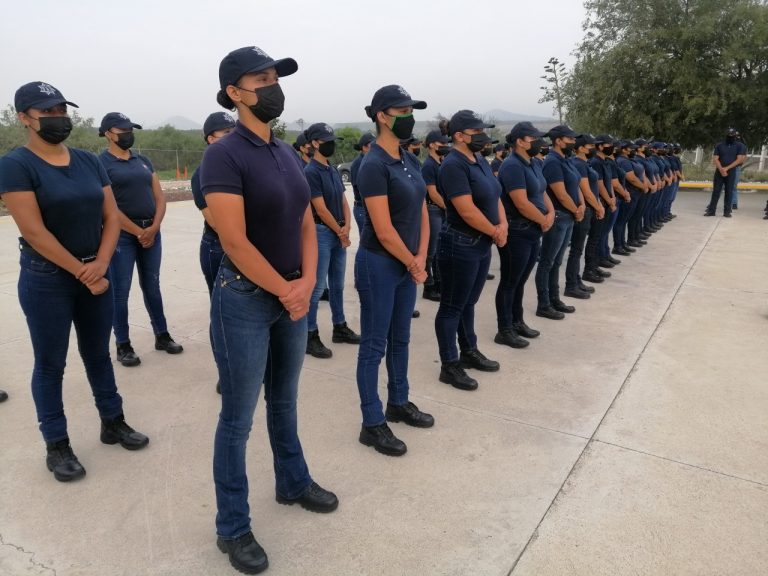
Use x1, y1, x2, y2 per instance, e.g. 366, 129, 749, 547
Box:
133, 148, 204, 178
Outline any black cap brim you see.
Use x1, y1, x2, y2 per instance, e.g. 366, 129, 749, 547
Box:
26, 97, 79, 110
243, 57, 298, 79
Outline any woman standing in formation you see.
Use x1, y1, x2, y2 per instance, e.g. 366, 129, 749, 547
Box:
200, 46, 338, 575
420, 129, 451, 301
355, 84, 434, 457
98, 112, 183, 367
350, 132, 376, 232
0, 82, 148, 482
435, 110, 506, 392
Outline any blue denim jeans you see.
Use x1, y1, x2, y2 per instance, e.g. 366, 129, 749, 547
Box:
614, 188, 639, 248
426, 204, 444, 290
110, 230, 168, 343
535, 210, 574, 308
200, 231, 225, 356
308, 224, 347, 332
354, 247, 416, 427
495, 219, 542, 331
212, 266, 312, 539
18, 252, 123, 442
600, 203, 620, 259
353, 203, 366, 235
435, 227, 492, 363
566, 207, 593, 289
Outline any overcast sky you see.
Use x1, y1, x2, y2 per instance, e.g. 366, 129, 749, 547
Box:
0, 0, 587, 127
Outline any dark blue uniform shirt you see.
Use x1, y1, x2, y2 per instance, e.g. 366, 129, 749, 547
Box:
421, 155, 443, 205
490, 157, 502, 174
305, 159, 345, 224
590, 156, 615, 197
543, 151, 581, 212
0, 147, 109, 258
714, 141, 746, 170
191, 166, 217, 238
439, 149, 501, 235
498, 151, 548, 220
199, 122, 310, 276
99, 151, 156, 220
357, 143, 425, 257
571, 157, 599, 200
350, 153, 365, 204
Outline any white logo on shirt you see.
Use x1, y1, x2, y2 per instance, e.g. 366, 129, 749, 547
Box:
38, 83, 57, 96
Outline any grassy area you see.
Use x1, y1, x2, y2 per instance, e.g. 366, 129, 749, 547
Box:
682, 163, 768, 182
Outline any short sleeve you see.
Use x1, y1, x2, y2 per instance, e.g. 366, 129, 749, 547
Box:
304, 166, 324, 199
0, 154, 33, 194
357, 158, 389, 199
542, 159, 564, 184
498, 160, 526, 194
439, 160, 471, 200
421, 161, 437, 186
713, 144, 722, 158
191, 168, 206, 210
572, 161, 588, 179
90, 153, 111, 187
200, 143, 242, 196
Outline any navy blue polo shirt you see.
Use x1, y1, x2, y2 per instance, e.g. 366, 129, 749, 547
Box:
350, 153, 365, 204
589, 156, 614, 197
99, 151, 156, 220
305, 159, 345, 224
191, 166, 217, 238
543, 151, 581, 212
357, 142, 425, 257
199, 121, 310, 276
714, 141, 746, 169
638, 155, 659, 183
650, 156, 666, 182
0, 147, 109, 258
498, 151, 548, 220
439, 149, 501, 234
421, 155, 443, 205
616, 156, 639, 191
490, 157, 502, 174
571, 157, 599, 200
609, 157, 626, 188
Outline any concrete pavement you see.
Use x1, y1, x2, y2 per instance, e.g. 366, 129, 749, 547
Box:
0, 191, 766, 576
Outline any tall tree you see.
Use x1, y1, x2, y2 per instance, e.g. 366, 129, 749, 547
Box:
538, 57, 568, 124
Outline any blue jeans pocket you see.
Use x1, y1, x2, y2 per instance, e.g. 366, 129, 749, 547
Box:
23, 258, 59, 275
454, 231, 482, 247
220, 268, 262, 296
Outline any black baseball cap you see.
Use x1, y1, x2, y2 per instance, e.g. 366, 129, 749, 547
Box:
425, 130, 450, 145
305, 122, 343, 142
219, 46, 298, 89
634, 138, 649, 147
448, 110, 494, 135
493, 144, 505, 153
354, 132, 376, 150
15, 81, 78, 113
99, 112, 142, 136
594, 134, 614, 145
506, 121, 545, 144
546, 124, 577, 140
617, 139, 637, 150
203, 111, 236, 139
575, 133, 596, 147
400, 136, 423, 146
366, 85, 427, 119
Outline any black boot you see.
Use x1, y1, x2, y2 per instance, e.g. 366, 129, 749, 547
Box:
459, 348, 500, 371
332, 322, 360, 344
0, 389, 7, 403
511, 321, 540, 338
551, 299, 576, 313
217, 531, 269, 575
46, 438, 86, 482
359, 423, 407, 456
494, 329, 530, 349
100, 413, 149, 450
116, 341, 141, 367
155, 332, 183, 354
385, 401, 435, 428
439, 362, 478, 390
306, 330, 332, 358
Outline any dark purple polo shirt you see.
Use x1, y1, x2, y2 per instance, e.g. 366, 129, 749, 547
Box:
199, 121, 310, 275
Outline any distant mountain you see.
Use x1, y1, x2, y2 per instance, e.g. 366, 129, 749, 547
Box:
483, 109, 555, 123
149, 116, 202, 130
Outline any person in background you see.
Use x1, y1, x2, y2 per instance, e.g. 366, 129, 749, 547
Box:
98, 112, 183, 367
402, 135, 423, 162
304, 122, 360, 359
614, 140, 643, 253
435, 110, 505, 391
731, 133, 747, 210
350, 132, 376, 233
421, 129, 451, 302
191, 111, 236, 394
355, 84, 433, 457
201, 46, 338, 574
292, 131, 313, 166
490, 143, 507, 177
0, 82, 148, 483
705, 128, 746, 218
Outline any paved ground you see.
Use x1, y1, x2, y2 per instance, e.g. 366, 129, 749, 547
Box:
0, 191, 766, 576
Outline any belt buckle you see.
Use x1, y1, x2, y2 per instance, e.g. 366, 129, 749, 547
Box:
81, 255, 97, 264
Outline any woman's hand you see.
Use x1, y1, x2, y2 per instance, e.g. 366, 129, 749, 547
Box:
411, 269, 428, 284
86, 277, 110, 296
279, 277, 314, 321
76, 259, 109, 286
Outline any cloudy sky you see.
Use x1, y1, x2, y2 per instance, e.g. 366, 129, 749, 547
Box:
0, 0, 587, 127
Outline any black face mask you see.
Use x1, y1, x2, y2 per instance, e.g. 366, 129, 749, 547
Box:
34, 116, 73, 144
388, 113, 415, 140
411, 147, 421, 157
586, 148, 597, 160
563, 144, 575, 157
540, 146, 550, 156
240, 83, 285, 123
437, 145, 451, 157
115, 132, 135, 151
527, 141, 543, 158
603, 146, 615, 156
317, 141, 336, 158
501, 151, 509, 159
628, 151, 637, 159
726, 135, 736, 144
466, 132, 492, 154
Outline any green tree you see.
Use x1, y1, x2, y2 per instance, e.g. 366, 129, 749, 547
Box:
538, 57, 568, 124
563, 0, 768, 147
270, 118, 287, 139
331, 127, 363, 163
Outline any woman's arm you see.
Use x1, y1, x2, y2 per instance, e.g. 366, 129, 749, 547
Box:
365, 195, 419, 268
426, 184, 445, 209
77, 185, 121, 285
509, 189, 547, 226
280, 205, 318, 320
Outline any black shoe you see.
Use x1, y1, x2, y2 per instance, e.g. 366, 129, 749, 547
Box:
577, 282, 595, 293
332, 322, 360, 344
0, 389, 7, 403
306, 330, 332, 358
359, 423, 407, 456
486, 273, 495, 280
100, 413, 149, 450
116, 341, 141, 367
704, 210, 715, 216
422, 288, 441, 301
612, 247, 631, 256
724, 212, 732, 218
276, 481, 339, 513
216, 381, 221, 395
552, 299, 575, 314
412, 310, 420, 318
536, 306, 565, 320
512, 321, 540, 338
385, 401, 435, 428
46, 438, 86, 482
598, 259, 616, 269
319, 288, 329, 301
217, 531, 269, 575
459, 348, 500, 371
494, 329, 530, 348
439, 362, 479, 391
626, 240, 643, 248
605, 255, 622, 265
564, 287, 591, 300
582, 270, 605, 283
622, 245, 636, 253
595, 268, 612, 278
732, 204, 738, 210
155, 332, 183, 354
764, 214, 768, 220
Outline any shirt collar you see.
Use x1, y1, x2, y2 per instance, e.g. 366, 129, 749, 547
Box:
234, 121, 278, 148
370, 142, 405, 165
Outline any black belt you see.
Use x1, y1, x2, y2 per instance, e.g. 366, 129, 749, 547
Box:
19, 241, 96, 264
220, 255, 301, 281
445, 224, 486, 241
131, 218, 154, 228
314, 217, 346, 227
